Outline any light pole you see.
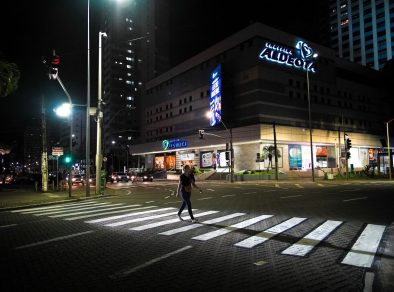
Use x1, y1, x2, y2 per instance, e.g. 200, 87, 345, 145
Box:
54, 101, 73, 198
306, 53, 318, 182
386, 118, 394, 181
86, 0, 91, 197
96, 31, 107, 195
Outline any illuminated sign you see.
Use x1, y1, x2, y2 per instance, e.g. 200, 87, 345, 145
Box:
162, 139, 188, 150
259, 41, 316, 72
209, 65, 222, 126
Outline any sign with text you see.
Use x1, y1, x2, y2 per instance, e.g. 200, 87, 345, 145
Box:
52, 147, 63, 156
209, 65, 222, 127
259, 41, 316, 73
162, 139, 188, 150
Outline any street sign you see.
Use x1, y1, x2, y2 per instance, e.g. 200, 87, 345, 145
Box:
103, 157, 107, 162
52, 147, 64, 156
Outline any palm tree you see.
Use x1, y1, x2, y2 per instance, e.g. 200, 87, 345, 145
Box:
262, 145, 281, 170
0, 58, 20, 98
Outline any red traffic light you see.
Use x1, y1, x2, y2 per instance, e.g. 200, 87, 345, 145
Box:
52, 55, 60, 66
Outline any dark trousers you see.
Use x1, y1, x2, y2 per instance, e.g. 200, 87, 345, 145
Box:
178, 191, 194, 219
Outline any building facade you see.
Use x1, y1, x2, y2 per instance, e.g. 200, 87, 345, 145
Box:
130, 22, 391, 176
329, 0, 394, 70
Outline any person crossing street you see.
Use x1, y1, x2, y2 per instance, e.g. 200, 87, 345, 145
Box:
176, 165, 202, 223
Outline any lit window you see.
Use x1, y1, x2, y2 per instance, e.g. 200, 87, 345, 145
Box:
127, 65, 132, 68
126, 57, 132, 61
118, 77, 123, 81
126, 18, 129, 21
127, 96, 133, 101
126, 80, 132, 84
340, 4, 346, 9
138, 82, 142, 85
127, 73, 131, 76
128, 27, 132, 31
341, 19, 349, 26
127, 50, 132, 53
119, 62, 123, 65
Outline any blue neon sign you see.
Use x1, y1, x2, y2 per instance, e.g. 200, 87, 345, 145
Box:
209, 65, 222, 127
162, 139, 188, 150
259, 41, 316, 73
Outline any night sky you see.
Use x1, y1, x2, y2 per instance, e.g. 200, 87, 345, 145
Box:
0, 0, 322, 156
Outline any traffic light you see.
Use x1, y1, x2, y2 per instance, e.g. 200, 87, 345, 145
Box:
346, 152, 351, 159
346, 138, 352, 150
199, 130, 204, 139
257, 153, 261, 160
64, 154, 72, 164
49, 52, 60, 80
225, 151, 230, 161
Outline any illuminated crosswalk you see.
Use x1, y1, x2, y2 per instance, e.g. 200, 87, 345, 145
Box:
10, 200, 387, 268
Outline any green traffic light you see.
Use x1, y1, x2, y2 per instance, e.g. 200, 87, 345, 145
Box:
64, 156, 71, 163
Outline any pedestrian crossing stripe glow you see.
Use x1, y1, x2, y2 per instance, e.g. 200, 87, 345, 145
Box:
341, 224, 386, 268
159, 213, 245, 236
234, 217, 307, 248
281, 220, 343, 256
130, 211, 219, 231
192, 215, 273, 241
21, 202, 111, 215
10, 201, 101, 213
105, 210, 196, 227
49, 204, 134, 218
33, 203, 117, 216
65, 206, 153, 221
85, 207, 175, 224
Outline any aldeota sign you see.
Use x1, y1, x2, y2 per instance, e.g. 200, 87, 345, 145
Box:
259, 41, 316, 73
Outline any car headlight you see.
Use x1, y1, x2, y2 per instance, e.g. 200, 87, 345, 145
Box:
143, 176, 147, 179
72, 178, 76, 182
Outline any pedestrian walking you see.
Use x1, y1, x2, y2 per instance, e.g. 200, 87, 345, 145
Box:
176, 165, 202, 223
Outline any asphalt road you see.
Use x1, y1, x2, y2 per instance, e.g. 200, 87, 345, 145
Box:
1, 180, 393, 291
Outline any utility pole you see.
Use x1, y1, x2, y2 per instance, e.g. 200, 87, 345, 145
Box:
230, 128, 234, 183
41, 95, 48, 192
273, 122, 279, 181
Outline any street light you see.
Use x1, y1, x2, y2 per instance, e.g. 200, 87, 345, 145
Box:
95, 31, 107, 196
205, 111, 234, 183
386, 118, 394, 181
54, 101, 73, 198
86, 0, 91, 198
306, 53, 318, 182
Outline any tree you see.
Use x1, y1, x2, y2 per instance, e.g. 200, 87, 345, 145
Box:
0, 58, 20, 98
262, 145, 281, 170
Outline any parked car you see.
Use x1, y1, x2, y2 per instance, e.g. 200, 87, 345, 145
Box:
138, 172, 153, 182
66, 174, 84, 186
110, 172, 129, 183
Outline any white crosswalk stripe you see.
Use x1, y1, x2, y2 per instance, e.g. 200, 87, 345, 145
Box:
65, 206, 155, 221
282, 220, 343, 256
49, 204, 138, 218
159, 213, 245, 236
33, 203, 117, 216
130, 211, 220, 231
192, 215, 273, 241
105, 210, 196, 227
234, 217, 307, 248
11, 201, 101, 213
85, 207, 175, 224
341, 224, 386, 268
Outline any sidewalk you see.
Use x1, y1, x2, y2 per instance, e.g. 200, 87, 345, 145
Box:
0, 186, 116, 211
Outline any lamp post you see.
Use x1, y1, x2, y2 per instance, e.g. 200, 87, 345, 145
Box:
306, 53, 318, 182
386, 118, 394, 181
54, 101, 73, 198
86, 0, 91, 197
95, 31, 107, 195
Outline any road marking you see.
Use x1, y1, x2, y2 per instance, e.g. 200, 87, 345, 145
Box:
105, 210, 196, 227
145, 201, 155, 204
192, 215, 273, 241
222, 194, 236, 198
197, 197, 213, 201
254, 260, 268, 266
159, 213, 245, 236
295, 184, 304, 188
0, 224, 17, 229
275, 184, 280, 188
243, 192, 257, 195
11, 201, 100, 213
281, 220, 343, 256
263, 190, 276, 193
343, 197, 368, 202
341, 224, 386, 268
317, 183, 324, 187
339, 189, 361, 192
164, 196, 171, 199
206, 189, 215, 192
49, 204, 136, 218
111, 246, 192, 278
33, 203, 118, 216
280, 195, 303, 199
15, 230, 94, 250
130, 211, 219, 231
65, 206, 154, 221
85, 207, 175, 223
234, 217, 307, 248
364, 272, 375, 292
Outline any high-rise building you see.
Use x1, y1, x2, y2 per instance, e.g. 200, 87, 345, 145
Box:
329, 0, 393, 70
101, 0, 169, 170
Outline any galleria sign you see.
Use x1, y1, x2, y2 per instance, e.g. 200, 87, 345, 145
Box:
259, 41, 316, 73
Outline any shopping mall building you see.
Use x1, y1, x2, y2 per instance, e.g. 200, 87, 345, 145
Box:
130, 22, 392, 176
